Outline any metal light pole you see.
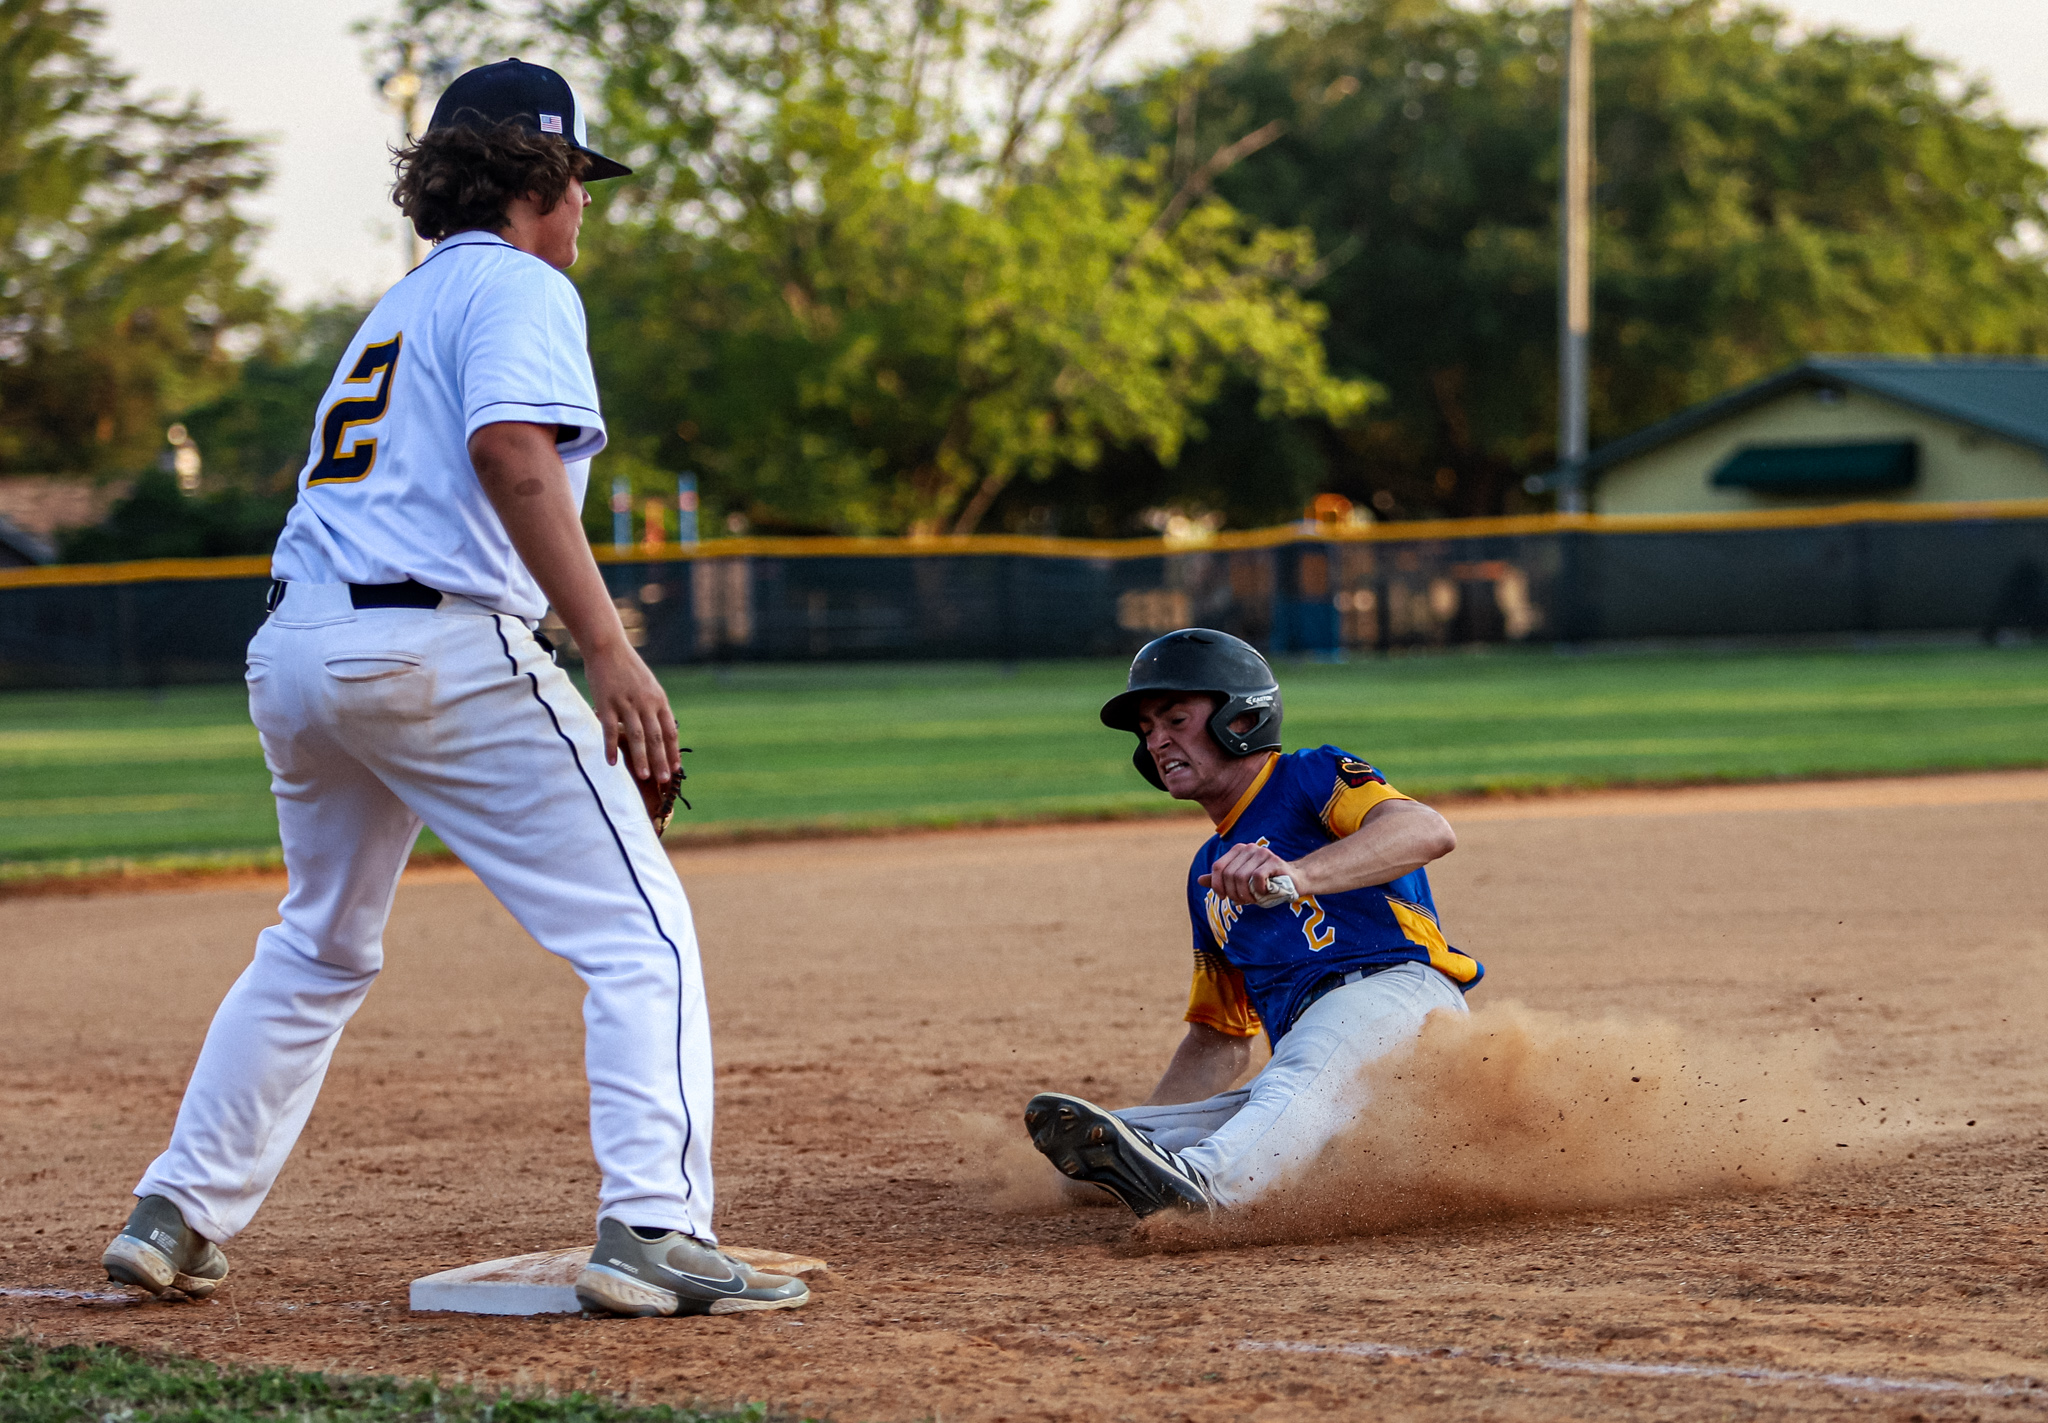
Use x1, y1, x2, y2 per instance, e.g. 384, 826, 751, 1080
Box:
380, 44, 433, 277
1556, 0, 1592, 514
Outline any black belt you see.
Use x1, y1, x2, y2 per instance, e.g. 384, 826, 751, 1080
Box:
266, 579, 445, 612
1289, 964, 1392, 1031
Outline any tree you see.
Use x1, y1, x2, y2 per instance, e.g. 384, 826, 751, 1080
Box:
57, 468, 292, 561
376, 0, 1372, 535
1104, 0, 2048, 518
0, 0, 275, 476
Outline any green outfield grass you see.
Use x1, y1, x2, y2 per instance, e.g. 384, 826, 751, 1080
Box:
2, 642, 2045, 875
0, 1338, 777, 1423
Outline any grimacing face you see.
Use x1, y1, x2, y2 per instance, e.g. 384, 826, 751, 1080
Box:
1135, 693, 1240, 801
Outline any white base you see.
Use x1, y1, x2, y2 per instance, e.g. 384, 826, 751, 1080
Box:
409, 1245, 828, 1316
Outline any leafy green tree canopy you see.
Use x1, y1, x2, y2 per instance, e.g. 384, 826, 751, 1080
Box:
57, 468, 291, 561
377, 0, 1373, 535
51, 302, 365, 562
0, 0, 274, 475
1111, 0, 2048, 518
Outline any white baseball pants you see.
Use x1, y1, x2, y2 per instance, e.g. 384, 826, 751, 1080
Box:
1114, 961, 1467, 1208
134, 583, 717, 1244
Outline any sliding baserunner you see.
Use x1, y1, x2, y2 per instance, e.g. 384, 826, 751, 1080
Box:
1024, 630, 1482, 1215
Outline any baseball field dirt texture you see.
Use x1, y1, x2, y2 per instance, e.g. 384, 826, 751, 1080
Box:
5, 770, 2048, 1420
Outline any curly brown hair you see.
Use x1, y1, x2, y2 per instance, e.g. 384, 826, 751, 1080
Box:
393, 117, 589, 242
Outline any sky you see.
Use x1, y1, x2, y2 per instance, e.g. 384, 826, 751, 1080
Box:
95, 0, 2048, 306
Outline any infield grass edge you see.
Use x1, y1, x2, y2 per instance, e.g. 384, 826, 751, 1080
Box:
0, 1335, 805, 1423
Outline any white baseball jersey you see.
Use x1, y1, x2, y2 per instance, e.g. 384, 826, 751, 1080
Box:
270, 230, 607, 621
127, 64, 726, 1268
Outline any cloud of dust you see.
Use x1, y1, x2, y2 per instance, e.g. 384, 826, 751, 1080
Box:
949, 1111, 1110, 1213
1145, 1001, 1857, 1248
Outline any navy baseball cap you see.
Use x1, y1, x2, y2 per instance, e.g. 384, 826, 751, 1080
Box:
428, 58, 631, 181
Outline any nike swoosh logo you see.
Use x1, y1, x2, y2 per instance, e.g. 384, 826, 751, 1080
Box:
654, 1261, 749, 1295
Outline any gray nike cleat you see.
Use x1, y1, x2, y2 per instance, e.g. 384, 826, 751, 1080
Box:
102, 1195, 229, 1298
1024, 1091, 1218, 1219
574, 1218, 811, 1317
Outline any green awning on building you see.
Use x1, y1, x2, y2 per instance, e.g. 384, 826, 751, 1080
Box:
1710, 440, 1918, 493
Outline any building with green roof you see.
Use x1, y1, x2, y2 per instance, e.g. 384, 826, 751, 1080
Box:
1587, 357, 2048, 514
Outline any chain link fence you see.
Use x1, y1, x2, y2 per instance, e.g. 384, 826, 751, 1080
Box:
4, 511, 2045, 688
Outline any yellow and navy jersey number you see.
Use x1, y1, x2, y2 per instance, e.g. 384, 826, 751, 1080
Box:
1182, 745, 1482, 1043
306, 334, 403, 486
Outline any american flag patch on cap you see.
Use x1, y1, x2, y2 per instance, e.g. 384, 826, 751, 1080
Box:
539, 112, 563, 134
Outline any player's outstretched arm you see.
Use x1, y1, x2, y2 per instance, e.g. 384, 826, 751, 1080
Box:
471, 420, 680, 784
1142, 1024, 1254, 1106
1201, 799, 1456, 905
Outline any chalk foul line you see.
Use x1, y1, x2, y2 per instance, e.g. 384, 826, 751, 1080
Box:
1238, 1339, 2046, 1399
0, 1287, 142, 1304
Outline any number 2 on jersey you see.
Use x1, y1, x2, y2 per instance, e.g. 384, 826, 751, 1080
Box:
307, 334, 403, 485
1291, 894, 1335, 952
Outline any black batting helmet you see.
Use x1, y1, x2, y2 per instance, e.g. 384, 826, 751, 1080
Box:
1100, 629, 1283, 790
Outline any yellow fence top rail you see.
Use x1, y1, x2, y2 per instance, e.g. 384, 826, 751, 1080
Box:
5, 497, 2048, 589
0, 554, 275, 589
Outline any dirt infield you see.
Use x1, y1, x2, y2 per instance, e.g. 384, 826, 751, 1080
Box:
6, 771, 2048, 1420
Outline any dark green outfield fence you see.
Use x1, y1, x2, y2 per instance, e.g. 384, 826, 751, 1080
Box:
3, 503, 2046, 688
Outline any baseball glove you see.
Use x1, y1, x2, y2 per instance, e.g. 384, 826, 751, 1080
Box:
638, 748, 692, 836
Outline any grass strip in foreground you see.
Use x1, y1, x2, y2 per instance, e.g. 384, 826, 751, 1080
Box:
2, 642, 2045, 873
0, 1337, 794, 1423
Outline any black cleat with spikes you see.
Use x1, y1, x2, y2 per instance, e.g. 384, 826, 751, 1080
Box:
1023, 1092, 1216, 1219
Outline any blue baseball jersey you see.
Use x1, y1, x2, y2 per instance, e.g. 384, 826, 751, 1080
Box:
1183, 746, 1482, 1043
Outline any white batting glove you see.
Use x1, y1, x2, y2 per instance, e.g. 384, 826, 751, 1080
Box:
1253, 873, 1299, 909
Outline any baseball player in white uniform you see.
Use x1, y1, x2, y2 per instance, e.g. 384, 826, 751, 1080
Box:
100, 60, 807, 1318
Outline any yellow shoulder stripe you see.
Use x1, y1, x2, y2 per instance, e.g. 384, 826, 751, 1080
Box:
1320, 779, 1410, 837
1387, 897, 1482, 985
